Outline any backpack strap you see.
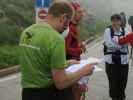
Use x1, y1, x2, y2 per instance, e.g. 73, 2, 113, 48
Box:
107, 26, 114, 38
121, 27, 125, 36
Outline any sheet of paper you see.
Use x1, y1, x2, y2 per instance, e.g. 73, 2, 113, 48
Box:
65, 57, 103, 85
65, 57, 104, 73
78, 65, 103, 84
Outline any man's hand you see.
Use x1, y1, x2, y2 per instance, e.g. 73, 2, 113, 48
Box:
67, 59, 80, 65
52, 63, 94, 90
82, 64, 95, 76
81, 42, 86, 53
78, 84, 88, 92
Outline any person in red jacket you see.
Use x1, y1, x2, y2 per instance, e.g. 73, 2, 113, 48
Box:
65, 1, 85, 61
115, 32, 133, 66
65, 1, 87, 100
119, 32, 133, 47
65, 21, 81, 60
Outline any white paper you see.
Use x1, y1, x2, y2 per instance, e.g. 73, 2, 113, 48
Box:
66, 57, 103, 73
78, 65, 103, 85
65, 57, 103, 85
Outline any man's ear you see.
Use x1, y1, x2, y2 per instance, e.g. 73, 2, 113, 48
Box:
60, 14, 67, 23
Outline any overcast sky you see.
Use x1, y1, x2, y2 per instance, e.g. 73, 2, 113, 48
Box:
79, 0, 133, 18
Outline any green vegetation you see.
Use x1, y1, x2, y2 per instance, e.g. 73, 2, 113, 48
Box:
0, 44, 19, 69
0, 0, 34, 44
0, 0, 34, 69
0, 0, 108, 69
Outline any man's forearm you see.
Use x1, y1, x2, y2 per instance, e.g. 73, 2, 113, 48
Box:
52, 65, 93, 90
62, 68, 89, 89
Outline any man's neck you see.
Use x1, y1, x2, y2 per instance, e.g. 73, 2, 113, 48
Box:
47, 19, 59, 32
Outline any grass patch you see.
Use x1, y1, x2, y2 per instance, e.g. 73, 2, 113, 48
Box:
0, 18, 21, 44
0, 0, 34, 69
0, 44, 19, 70
0, 0, 34, 45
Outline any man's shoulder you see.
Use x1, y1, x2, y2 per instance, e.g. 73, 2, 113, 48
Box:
53, 33, 65, 45
23, 24, 38, 31
21, 24, 40, 38
23, 23, 52, 33
21, 23, 64, 43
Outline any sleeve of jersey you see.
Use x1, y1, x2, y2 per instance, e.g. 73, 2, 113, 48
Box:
51, 38, 67, 69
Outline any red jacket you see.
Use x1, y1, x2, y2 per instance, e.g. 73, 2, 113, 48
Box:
65, 22, 81, 60
119, 32, 133, 47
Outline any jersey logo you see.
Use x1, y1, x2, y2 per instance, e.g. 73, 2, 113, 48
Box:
23, 32, 33, 44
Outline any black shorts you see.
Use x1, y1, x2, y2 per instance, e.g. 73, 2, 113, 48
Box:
22, 86, 74, 100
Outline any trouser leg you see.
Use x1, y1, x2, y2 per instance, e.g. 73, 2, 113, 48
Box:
106, 63, 129, 100
106, 63, 120, 99
118, 64, 129, 100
